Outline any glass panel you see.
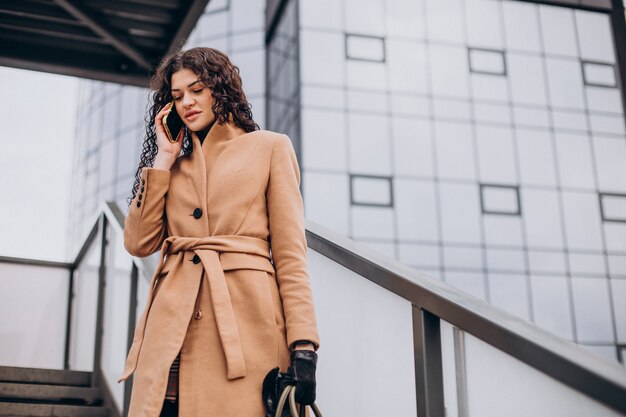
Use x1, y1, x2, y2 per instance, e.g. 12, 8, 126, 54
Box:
469, 49, 505, 74
425, 0, 465, 43
562, 192, 604, 251
300, 31, 344, 86
521, 188, 563, 248
488, 273, 531, 320
486, 248, 526, 272
345, 0, 385, 36
502, 1, 541, 52
345, 35, 385, 61
391, 118, 433, 177
531, 275, 574, 340
301, 109, 347, 171
386, 0, 425, 39
101, 224, 134, 411
439, 182, 482, 244
70, 227, 101, 371
429, 45, 470, 98
601, 194, 626, 222
572, 277, 614, 343
508, 54, 547, 106
568, 253, 606, 276
461, 330, 623, 416
604, 222, 626, 252
307, 250, 416, 416
395, 179, 439, 241
555, 132, 595, 189
435, 122, 476, 181
444, 271, 486, 300
483, 215, 523, 246
583, 62, 617, 87
439, 320, 460, 417
476, 125, 517, 184
300, 0, 342, 30
539, 5, 578, 58
546, 58, 585, 110
0, 263, 70, 369
303, 172, 350, 235
528, 250, 567, 274
464, 0, 503, 48
574, 10, 615, 63
443, 246, 483, 270
387, 40, 428, 93
611, 279, 626, 343
552, 110, 588, 134
351, 176, 391, 206
481, 186, 519, 214
351, 206, 395, 239
598, 142, 626, 193
348, 113, 391, 175
398, 243, 440, 270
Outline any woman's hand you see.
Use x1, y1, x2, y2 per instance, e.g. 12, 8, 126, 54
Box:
289, 350, 317, 405
154, 102, 184, 170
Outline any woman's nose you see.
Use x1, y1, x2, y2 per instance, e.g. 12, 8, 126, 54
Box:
182, 94, 195, 107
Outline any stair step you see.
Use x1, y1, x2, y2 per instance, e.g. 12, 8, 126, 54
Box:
0, 367, 90, 387
0, 383, 102, 404
0, 402, 108, 417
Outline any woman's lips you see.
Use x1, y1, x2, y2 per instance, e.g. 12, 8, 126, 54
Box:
185, 111, 201, 120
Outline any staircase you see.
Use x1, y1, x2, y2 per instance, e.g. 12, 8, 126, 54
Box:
0, 366, 109, 417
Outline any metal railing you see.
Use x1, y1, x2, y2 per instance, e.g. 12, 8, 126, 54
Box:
2, 201, 626, 416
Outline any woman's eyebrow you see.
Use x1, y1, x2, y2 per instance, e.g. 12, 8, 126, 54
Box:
171, 80, 201, 92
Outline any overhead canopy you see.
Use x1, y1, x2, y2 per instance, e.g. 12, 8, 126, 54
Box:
0, 0, 210, 87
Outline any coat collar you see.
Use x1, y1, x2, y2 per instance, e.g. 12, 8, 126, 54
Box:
191, 113, 248, 147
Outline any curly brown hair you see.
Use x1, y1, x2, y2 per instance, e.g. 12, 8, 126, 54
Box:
127, 47, 259, 205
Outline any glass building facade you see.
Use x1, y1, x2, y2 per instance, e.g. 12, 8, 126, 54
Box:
70, 0, 626, 364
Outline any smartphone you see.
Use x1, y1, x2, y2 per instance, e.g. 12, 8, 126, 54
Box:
163, 101, 184, 143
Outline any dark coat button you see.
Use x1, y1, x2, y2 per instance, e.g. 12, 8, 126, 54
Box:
138, 194, 143, 200
192, 254, 201, 264
193, 208, 202, 219
137, 201, 141, 208
141, 187, 145, 192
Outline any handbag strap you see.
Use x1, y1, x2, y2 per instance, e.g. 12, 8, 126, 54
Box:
274, 386, 323, 417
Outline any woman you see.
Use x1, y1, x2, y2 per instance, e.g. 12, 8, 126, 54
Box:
119, 47, 320, 417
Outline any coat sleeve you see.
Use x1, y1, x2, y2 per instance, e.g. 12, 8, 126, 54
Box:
267, 134, 320, 351
124, 167, 170, 258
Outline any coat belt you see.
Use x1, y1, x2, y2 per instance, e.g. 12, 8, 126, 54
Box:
120, 235, 273, 382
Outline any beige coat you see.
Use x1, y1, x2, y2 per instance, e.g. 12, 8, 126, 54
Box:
119, 121, 320, 417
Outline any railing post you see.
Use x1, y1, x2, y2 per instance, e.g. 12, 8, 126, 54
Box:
92, 214, 108, 387
413, 305, 445, 417
63, 267, 75, 370
123, 262, 139, 417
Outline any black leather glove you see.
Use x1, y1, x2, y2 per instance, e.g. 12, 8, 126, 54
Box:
288, 349, 317, 405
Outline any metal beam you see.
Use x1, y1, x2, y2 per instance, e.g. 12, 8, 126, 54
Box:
52, 0, 152, 70
413, 307, 445, 417
85, 0, 172, 24
165, 0, 211, 56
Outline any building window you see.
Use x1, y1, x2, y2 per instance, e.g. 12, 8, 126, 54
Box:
468, 48, 506, 76
599, 193, 626, 223
480, 184, 521, 215
582, 61, 617, 88
350, 175, 393, 207
345, 34, 386, 62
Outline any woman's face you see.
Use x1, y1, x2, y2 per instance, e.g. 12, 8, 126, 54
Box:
170, 68, 215, 132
